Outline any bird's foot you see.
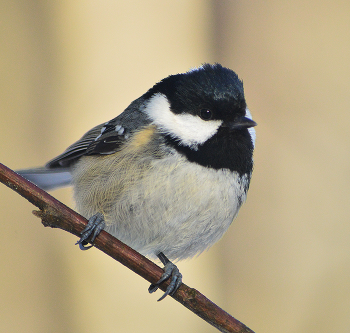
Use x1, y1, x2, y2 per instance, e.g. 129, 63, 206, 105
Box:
148, 252, 182, 301
76, 212, 106, 250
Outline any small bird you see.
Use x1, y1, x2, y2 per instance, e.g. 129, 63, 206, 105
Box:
18, 64, 256, 301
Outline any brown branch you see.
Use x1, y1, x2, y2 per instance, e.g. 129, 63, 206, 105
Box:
0, 162, 255, 333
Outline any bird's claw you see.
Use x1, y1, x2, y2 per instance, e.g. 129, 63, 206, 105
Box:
149, 253, 182, 301
77, 223, 183, 301
76, 212, 106, 250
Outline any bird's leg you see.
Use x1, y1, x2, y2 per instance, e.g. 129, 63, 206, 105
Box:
77, 217, 182, 301
75, 212, 106, 250
148, 252, 183, 301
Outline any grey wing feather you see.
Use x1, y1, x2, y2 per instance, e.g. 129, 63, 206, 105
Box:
46, 123, 106, 168
47, 96, 150, 168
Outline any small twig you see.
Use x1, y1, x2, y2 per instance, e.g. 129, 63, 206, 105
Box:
0, 162, 255, 333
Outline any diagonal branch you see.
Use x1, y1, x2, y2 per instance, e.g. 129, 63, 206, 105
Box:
0, 162, 255, 333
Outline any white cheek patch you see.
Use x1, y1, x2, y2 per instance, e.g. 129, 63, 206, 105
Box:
144, 93, 222, 148
245, 108, 256, 147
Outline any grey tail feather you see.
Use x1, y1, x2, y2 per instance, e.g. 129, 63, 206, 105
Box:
16, 167, 72, 191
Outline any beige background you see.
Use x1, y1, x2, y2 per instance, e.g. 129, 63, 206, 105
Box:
1, 1, 350, 332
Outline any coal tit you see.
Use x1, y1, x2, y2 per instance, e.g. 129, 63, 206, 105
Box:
18, 63, 257, 300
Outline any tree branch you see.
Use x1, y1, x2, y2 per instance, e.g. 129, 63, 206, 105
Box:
0, 162, 254, 333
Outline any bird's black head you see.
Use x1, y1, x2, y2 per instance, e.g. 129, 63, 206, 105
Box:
143, 64, 256, 175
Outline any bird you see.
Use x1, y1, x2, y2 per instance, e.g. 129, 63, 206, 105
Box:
17, 63, 257, 301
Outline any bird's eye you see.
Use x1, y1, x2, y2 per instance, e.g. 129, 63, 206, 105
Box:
199, 109, 212, 120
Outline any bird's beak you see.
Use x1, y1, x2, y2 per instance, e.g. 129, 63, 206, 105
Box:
225, 116, 257, 130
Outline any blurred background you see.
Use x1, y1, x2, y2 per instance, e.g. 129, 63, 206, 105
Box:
1, 1, 350, 332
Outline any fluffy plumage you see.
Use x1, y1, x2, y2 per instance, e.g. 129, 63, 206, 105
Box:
17, 63, 256, 298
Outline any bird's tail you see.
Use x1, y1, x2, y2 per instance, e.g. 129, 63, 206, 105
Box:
16, 167, 72, 191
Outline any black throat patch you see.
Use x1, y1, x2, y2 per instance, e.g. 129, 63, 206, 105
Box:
164, 127, 254, 177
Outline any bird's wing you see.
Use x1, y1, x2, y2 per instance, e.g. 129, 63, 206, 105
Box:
47, 96, 151, 168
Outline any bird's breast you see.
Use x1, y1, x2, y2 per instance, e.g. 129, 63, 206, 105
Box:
71, 131, 249, 261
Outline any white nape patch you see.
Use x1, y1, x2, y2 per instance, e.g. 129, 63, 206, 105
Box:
144, 93, 222, 148
245, 108, 256, 147
187, 65, 204, 73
